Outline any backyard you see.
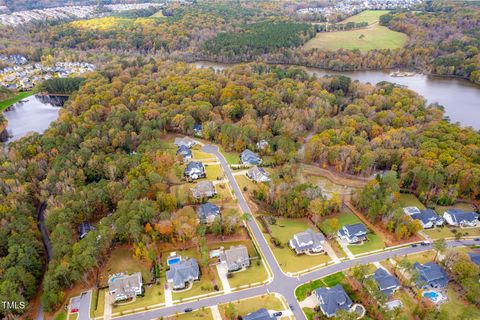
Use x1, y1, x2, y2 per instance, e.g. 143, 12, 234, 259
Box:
440, 286, 480, 319
264, 217, 332, 273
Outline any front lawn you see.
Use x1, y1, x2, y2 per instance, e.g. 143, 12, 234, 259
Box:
401, 250, 436, 265
227, 260, 268, 288
167, 308, 213, 320
347, 233, 385, 255
295, 272, 345, 300
205, 164, 223, 180
235, 174, 259, 193
440, 286, 480, 319
192, 149, 215, 160
266, 217, 332, 273
423, 227, 455, 239
219, 294, 284, 317
112, 283, 165, 314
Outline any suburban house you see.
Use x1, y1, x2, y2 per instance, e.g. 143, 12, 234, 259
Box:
256, 139, 269, 150
176, 145, 193, 161
403, 207, 444, 229
191, 181, 216, 199
413, 262, 449, 289
108, 272, 143, 301
196, 202, 221, 223
193, 123, 202, 136
243, 308, 275, 320
289, 228, 325, 255
337, 223, 367, 244
468, 253, 480, 266
443, 209, 478, 227
314, 284, 353, 318
174, 136, 196, 148
220, 245, 250, 272
184, 161, 205, 180
166, 258, 200, 290
78, 221, 95, 240
373, 268, 401, 298
240, 149, 262, 165
246, 166, 271, 183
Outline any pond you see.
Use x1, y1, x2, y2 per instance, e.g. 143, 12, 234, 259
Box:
194, 62, 480, 130
2, 94, 67, 142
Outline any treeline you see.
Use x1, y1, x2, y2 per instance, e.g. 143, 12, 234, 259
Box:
39, 77, 85, 94
1, 60, 479, 315
203, 22, 316, 57
315, 21, 369, 32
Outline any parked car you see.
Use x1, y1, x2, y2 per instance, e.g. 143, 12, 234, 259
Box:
289, 304, 294, 310
421, 241, 431, 246
273, 311, 283, 316
184, 308, 193, 312
411, 244, 418, 247
474, 238, 480, 241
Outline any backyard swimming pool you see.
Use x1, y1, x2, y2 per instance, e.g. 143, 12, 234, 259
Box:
423, 291, 442, 303
167, 256, 181, 266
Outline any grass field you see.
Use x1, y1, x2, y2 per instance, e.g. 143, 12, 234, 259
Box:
205, 164, 223, 180
440, 286, 480, 319
151, 10, 164, 18
219, 294, 284, 317
343, 10, 390, 24
220, 148, 240, 165
304, 10, 407, 52
266, 217, 332, 273
192, 149, 215, 160
0, 91, 34, 112
295, 272, 345, 300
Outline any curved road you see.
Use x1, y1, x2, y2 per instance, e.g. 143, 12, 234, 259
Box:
115, 144, 477, 320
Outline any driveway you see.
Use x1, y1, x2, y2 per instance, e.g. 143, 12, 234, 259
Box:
216, 263, 232, 293
70, 290, 92, 320
298, 294, 319, 309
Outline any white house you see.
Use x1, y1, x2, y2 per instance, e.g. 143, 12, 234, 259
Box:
443, 209, 478, 227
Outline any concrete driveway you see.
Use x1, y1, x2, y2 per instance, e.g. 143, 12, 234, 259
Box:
70, 290, 92, 320
216, 263, 231, 293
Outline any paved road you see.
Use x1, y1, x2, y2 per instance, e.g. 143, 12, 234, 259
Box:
113, 142, 480, 320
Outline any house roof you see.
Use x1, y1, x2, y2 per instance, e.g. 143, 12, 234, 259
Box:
193, 181, 215, 193
446, 209, 477, 223
176, 145, 192, 156
166, 258, 200, 288
79, 222, 95, 239
315, 284, 353, 317
174, 136, 195, 147
468, 253, 480, 266
343, 223, 367, 236
108, 272, 142, 299
373, 268, 400, 297
185, 161, 204, 173
403, 206, 421, 215
241, 149, 261, 164
290, 228, 325, 251
247, 166, 270, 181
197, 203, 220, 220
411, 209, 443, 225
221, 245, 249, 270
413, 262, 448, 288
243, 308, 275, 320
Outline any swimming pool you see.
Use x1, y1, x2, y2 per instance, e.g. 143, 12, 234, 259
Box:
423, 291, 442, 303
167, 257, 181, 266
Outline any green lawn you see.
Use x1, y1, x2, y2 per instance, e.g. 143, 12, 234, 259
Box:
0, 91, 34, 111
440, 286, 480, 319
399, 193, 426, 209
295, 272, 345, 300
192, 149, 215, 160
227, 260, 268, 288
112, 283, 165, 314
220, 148, 240, 165
151, 10, 164, 18
343, 10, 390, 24
205, 164, 223, 180
167, 308, 213, 320
92, 289, 106, 318
393, 289, 417, 316
68, 313, 78, 320
303, 25, 407, 52
219, 294, 284, 317
347, 233, 385, 255
53, 312, 67, 320
303, 307, 316, 320
235, 174, 259, 193
335, 210, 362, 227
401, 250, 436, 265
423, 227, 455, 239
266, 217, 332, 273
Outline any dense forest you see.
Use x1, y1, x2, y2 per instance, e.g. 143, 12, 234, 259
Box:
0, 60, 479, 315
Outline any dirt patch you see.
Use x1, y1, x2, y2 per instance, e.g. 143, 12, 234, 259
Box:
300, 163, 372, 189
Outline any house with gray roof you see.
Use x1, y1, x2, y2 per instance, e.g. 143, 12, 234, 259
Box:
243, 308, 275, 320
191, 181, 216, 199
314, 284, 353, 317
373, 268, 400, 298
166, 258, 200, 290
220, 245, 250, 272
197, 202, 220, 223
174, 136, 195, 148
289, 228, 325, 254
247, 166, 270, 183
176, 145, 192, 161
241, 149, 262, 165
413, 262, 449, 289
108, 272, 143, 301
79, 221, 95, 240
184, 161, 205, 180
468, 253, 480, 266
443, 209, 478, 227
403, 207, 443, 229
337, 223, 367, 244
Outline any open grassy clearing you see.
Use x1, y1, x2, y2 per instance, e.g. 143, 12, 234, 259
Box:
0, 91, 34, 111
440, 286, 480, 319
295, 272, 345, 300
343, 10, 390, 24
235, 174, 259, 193
219, 294, 284, 317
399, 193, 426, 209
205, 164, 223, 180
265, 217, 332, 273
151, 10, 165, 18
220, 147, 240, 165
192, 149, 215, 160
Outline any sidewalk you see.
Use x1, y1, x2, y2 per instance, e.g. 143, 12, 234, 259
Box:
210, 305, 222, 320
336, 238, 355, 259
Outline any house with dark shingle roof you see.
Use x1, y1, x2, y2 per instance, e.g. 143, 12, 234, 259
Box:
373, 268, 400, 298
337, 223, 367, 244
443, 209, 478, 227
243, 308, 275, 320
79, 221, 95, 240
240, 149, 262, 165
289, 228, 325, 255
403, 207, 443, 229
166, 258, 200, 290
196, 202, 220, 223
220, 245, 250, 272
108, 272, 143, 301
247, 166, 270, 183
314, 284, 353, 317
184, 161, 205, 180
191, 181, 216, 199
468, 253, 480, 266
413, 262, 449, 289
176, 145, 193, 161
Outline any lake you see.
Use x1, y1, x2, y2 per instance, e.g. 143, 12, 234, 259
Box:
3, 95, 66, 142
194, 62, 480, 130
